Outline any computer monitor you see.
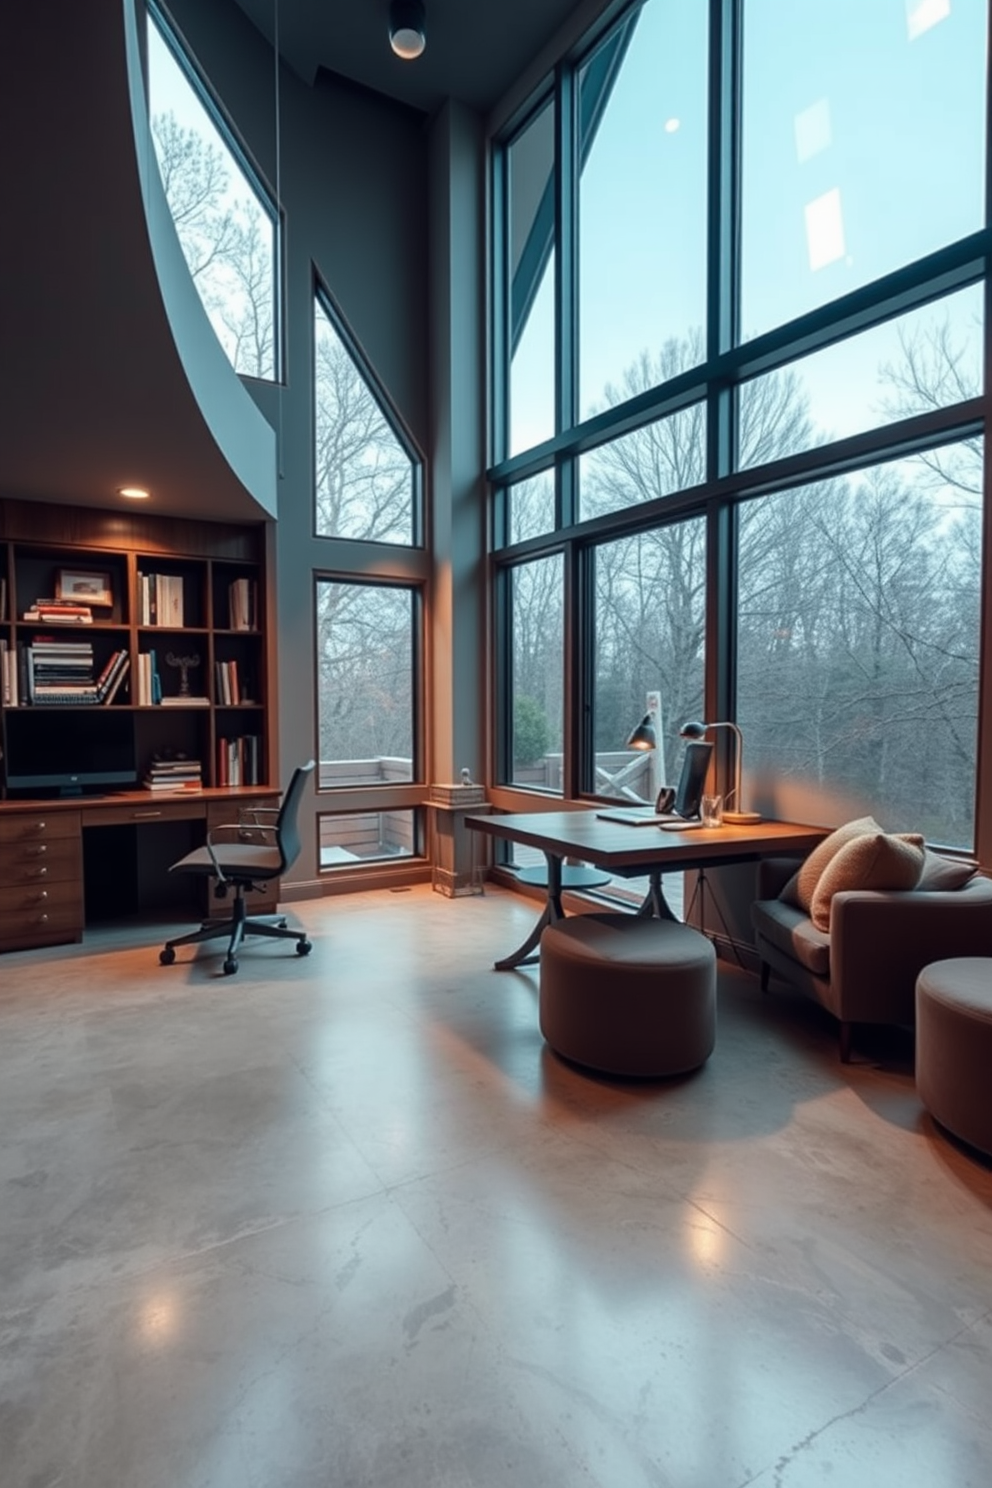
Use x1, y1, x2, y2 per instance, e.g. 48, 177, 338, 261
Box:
672, 739, 713, 819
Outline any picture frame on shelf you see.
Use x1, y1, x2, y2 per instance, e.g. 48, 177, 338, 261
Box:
56, 569, 114, 607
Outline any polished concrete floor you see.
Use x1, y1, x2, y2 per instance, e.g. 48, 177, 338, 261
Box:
2, 883, 991, 1488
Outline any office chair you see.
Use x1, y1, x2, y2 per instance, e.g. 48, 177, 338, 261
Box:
159, 760, 315, 975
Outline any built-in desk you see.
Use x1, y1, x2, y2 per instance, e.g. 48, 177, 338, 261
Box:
0, 787, 279, 953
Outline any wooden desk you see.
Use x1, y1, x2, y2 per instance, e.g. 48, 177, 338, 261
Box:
466, 810, 828, 970
0, 786, 279, 953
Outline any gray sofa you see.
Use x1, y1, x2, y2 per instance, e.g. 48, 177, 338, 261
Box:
751, 855, 992, 1061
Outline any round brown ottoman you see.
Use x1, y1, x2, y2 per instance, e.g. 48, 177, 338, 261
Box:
539, 913, 716, 1076
916, 959, 992, 1158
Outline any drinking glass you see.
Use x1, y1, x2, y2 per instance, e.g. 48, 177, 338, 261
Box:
701, 793, 723, 827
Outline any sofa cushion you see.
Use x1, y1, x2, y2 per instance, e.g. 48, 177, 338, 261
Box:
751, 897, 832, 978
809, 831, 925, 932
783, 816, 884, 910
916, 849, 980, 892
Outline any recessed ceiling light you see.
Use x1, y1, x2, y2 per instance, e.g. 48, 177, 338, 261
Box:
118, 486, 151, 500
664, 118, 681, 134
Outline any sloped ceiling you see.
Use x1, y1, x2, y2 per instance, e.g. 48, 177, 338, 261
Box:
1, 3, 276, 523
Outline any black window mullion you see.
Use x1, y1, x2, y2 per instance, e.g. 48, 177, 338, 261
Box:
707, 0, 742, 748
556, 62, 579, 530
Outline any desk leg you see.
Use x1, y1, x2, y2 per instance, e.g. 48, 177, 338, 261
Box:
635, 869, 679, 921
494, 851, 565, 971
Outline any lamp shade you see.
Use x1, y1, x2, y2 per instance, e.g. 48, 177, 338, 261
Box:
389, 0, 426, 58
625, 713, 657, 751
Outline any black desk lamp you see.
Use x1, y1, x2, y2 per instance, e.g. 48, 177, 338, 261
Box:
680, 719, 761, 824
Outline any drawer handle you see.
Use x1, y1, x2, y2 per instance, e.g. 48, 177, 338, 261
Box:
35, 913, 49, 925
27, 843, 48, 856
31, 866, 49, 878
133, 810, 163, 820
32, 891, 49, 903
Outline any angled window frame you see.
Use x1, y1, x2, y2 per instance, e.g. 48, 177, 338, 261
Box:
145, 0, 284, 383
312, 276, 425, 550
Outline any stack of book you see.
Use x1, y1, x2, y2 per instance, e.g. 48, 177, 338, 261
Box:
25, 643, 130, 705
216, 734, 262, 786
137, 572, 184, 627
22, 598, 93, 624
0, 639, 15, 705
228, 576, 257, 631
28, 636, 95, 701
143, 755, 203, 792
214, 658, 244, 704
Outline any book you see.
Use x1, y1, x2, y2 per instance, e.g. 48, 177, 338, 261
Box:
159, 695, 210, 706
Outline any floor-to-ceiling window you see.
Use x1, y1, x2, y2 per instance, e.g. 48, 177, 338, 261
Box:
490, 0, 988, 855
312, 287, 426, 873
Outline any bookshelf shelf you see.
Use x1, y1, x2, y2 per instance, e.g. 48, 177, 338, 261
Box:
0, 500, 271, 797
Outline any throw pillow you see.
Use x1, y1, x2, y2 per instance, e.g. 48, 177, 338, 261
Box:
809, 832, 925, 932
916, 850, 980, 892
791, 815, 884, 912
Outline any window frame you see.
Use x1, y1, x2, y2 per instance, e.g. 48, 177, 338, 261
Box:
146, 0, 284, 383
312, 276, 425, 549
487, 0, 990, 853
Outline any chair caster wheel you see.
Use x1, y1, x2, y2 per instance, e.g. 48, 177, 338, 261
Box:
223, 957, 239, 975
296, 939, 312, 956
159, 947, 176, 966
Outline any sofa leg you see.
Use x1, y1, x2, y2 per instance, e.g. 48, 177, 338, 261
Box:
839, 1020, 853, 1063
759, 960, 770, 993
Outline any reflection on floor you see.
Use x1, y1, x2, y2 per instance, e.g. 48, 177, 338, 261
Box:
2, 883, 991, 1487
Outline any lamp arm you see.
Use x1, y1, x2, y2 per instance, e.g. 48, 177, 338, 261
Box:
708, 721, 742, 809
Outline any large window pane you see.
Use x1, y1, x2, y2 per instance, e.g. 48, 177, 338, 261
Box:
579, 2, 707, 419
507, 102, 556, 457
147, 9, 277, 380
739, 286, 983, 467
579, 399, 706, 521
507, 556, 563, 790
319, 810, 419, 869
314, 298, 417, 545
741, 0, 987, 339
592, 519, 706, 802
316, 581, 417, 788
737, 442, 982, 849
507, 471, 556, 546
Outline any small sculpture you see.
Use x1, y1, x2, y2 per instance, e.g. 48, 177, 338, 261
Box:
460, 766, 474, 787
165, 651, 201, 697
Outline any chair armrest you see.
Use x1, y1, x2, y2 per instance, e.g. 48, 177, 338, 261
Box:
830, 876, 992, 1023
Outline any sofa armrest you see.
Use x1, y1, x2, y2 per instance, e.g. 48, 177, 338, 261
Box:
830, 875, 992, 1024
756, 856, 804, 900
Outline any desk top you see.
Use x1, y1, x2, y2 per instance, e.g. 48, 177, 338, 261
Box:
466, 809, 828, 875
0, 785, 277, 819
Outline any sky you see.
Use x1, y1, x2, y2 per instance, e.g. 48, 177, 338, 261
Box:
509, 0, 986, 459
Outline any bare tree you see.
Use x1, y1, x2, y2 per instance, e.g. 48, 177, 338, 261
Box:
150, 109, 274, 379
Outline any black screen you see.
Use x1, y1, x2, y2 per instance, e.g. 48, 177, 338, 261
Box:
673, 740, 713, 819
2, 709, 138, 793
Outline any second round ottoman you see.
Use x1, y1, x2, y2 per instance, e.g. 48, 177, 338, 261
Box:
915, 958, 992, 1159
539, 912, 716, 1076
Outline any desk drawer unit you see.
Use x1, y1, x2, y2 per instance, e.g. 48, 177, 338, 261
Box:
0, 811, 83, 951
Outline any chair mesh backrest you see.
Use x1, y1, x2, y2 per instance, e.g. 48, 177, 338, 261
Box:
275, 761, 315, 873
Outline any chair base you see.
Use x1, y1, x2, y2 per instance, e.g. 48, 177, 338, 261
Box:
160, 890, 311, 974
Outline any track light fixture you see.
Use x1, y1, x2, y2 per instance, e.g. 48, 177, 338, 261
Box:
389, 0, 426, 59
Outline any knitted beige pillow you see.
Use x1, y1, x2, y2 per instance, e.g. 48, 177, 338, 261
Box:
809, 832, 925, 932
789, 816, 884, 912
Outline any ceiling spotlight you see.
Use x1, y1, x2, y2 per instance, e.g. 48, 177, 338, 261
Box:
118, 486, 150, 500
389, 0, 426, 59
